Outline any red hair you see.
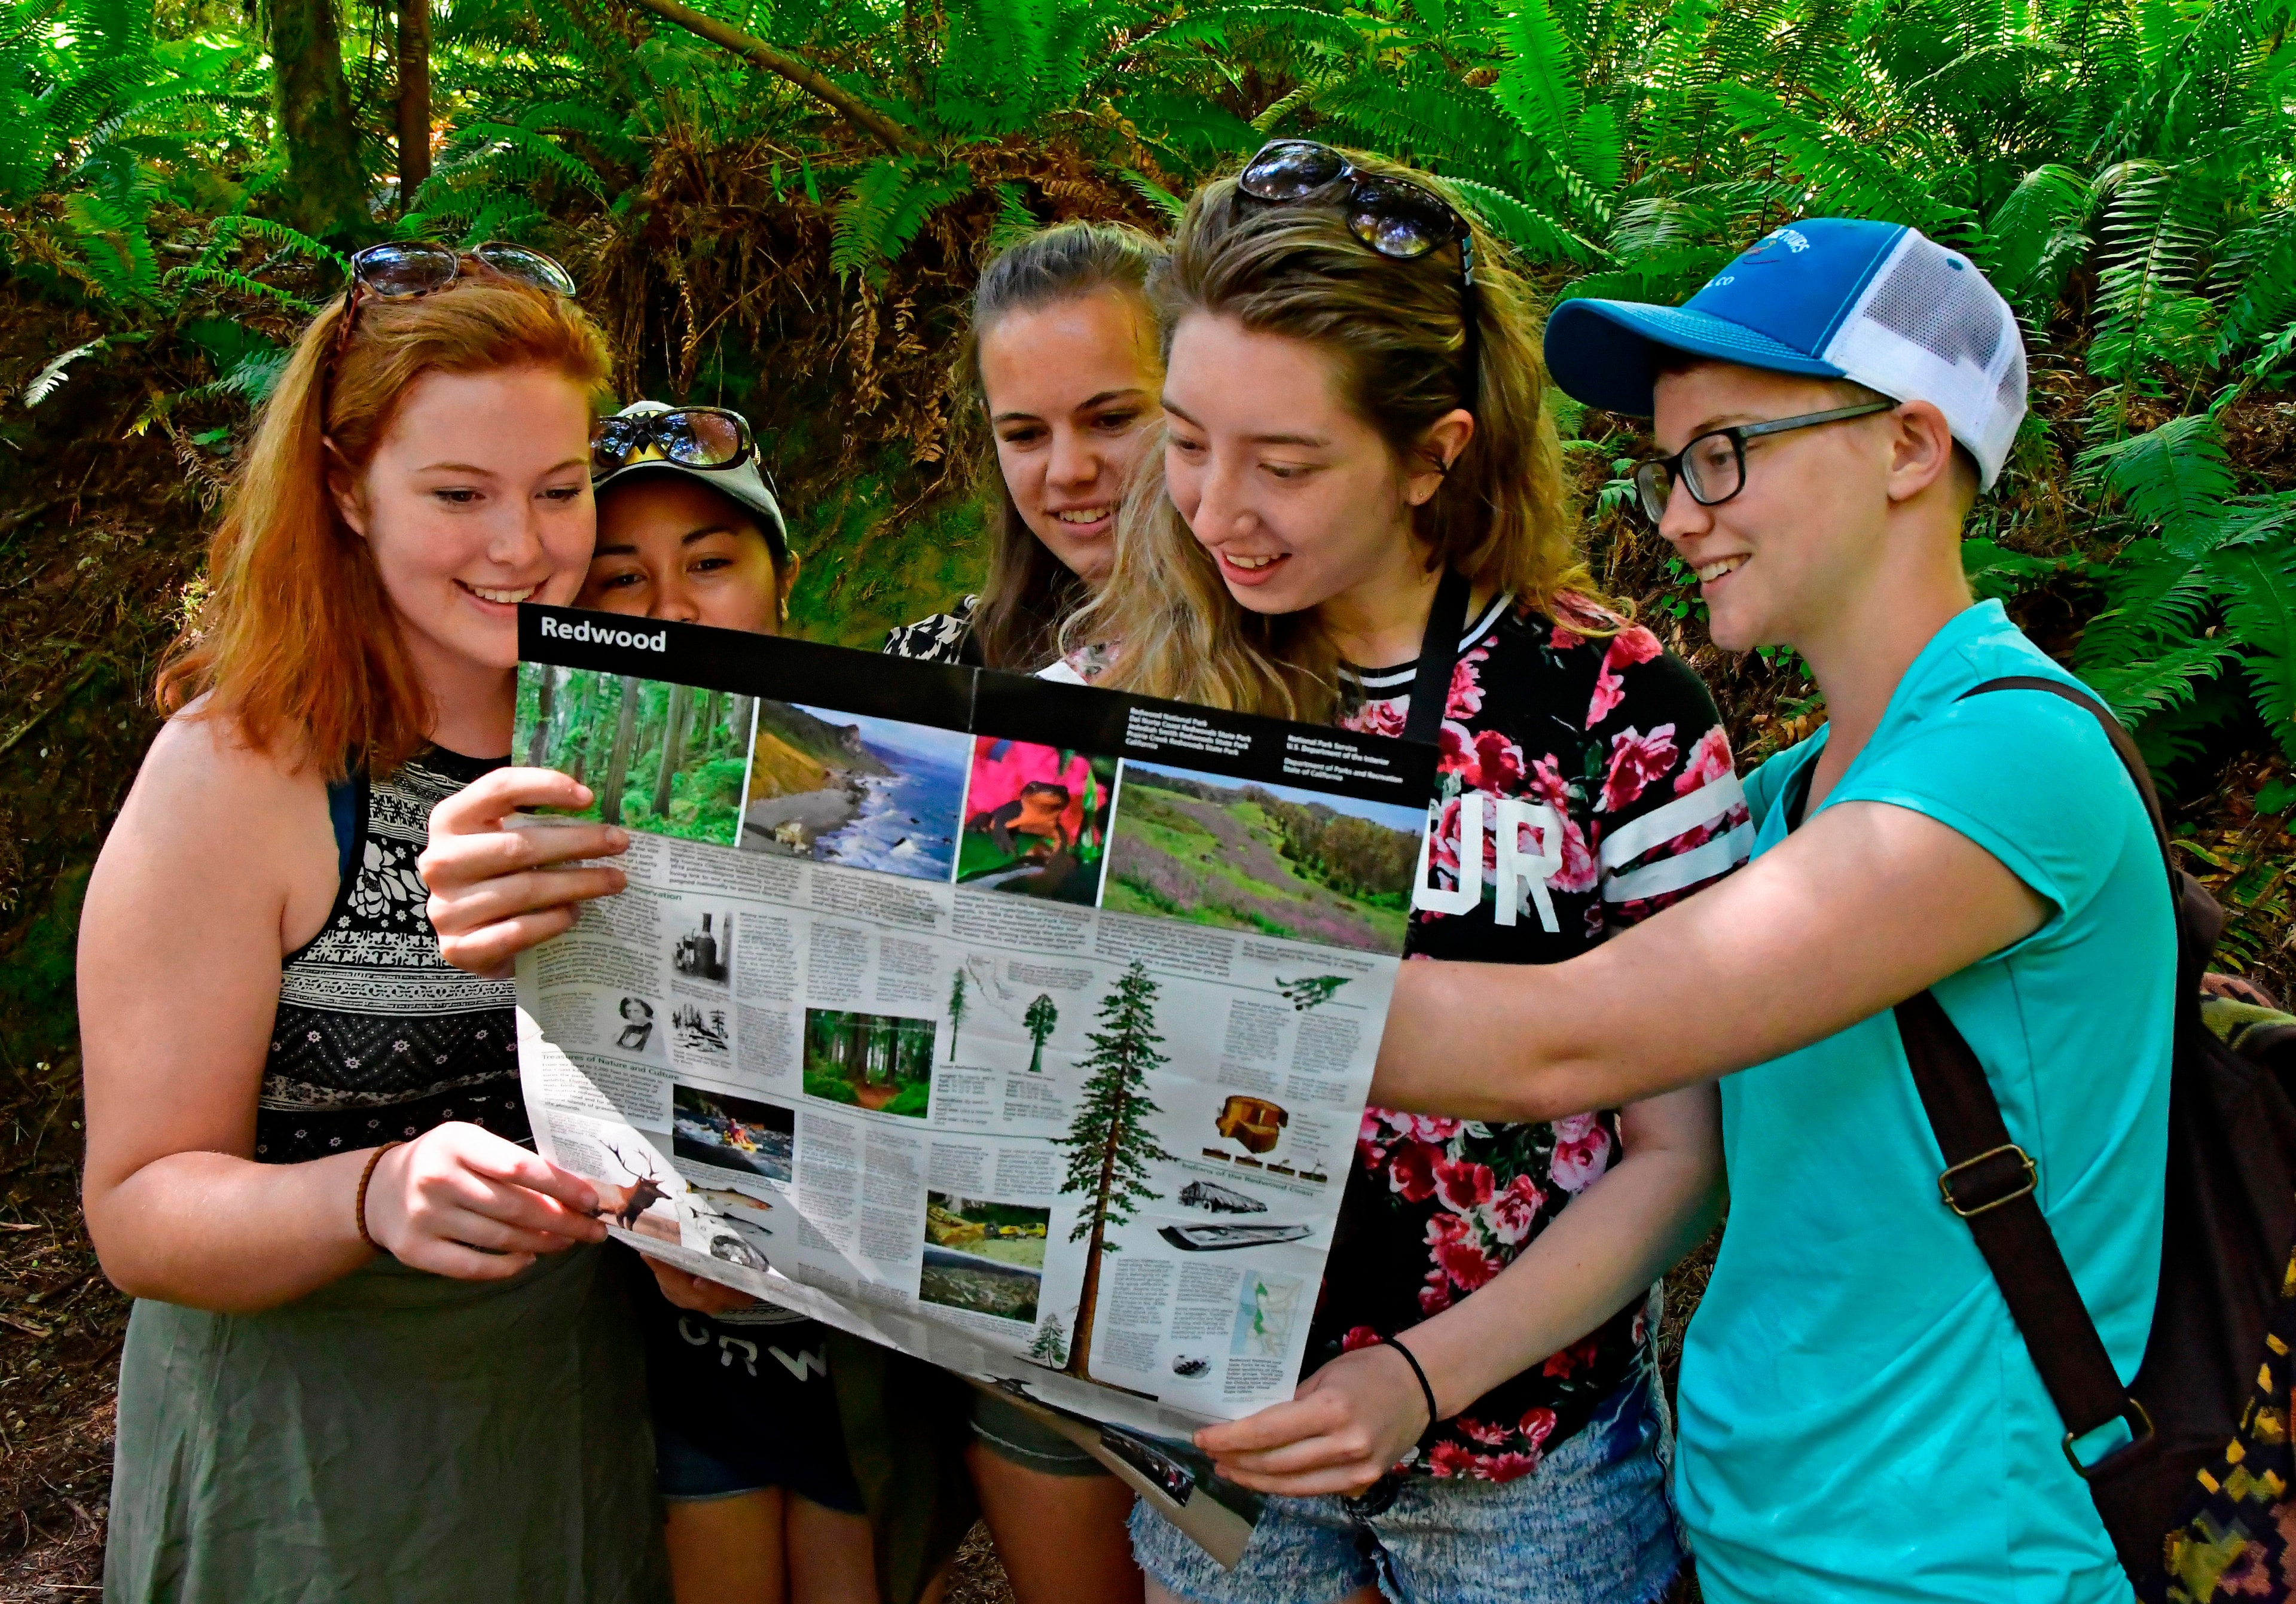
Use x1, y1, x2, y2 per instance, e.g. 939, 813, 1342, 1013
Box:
157, 277, 614, 778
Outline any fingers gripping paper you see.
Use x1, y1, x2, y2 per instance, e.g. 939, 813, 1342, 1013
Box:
510, 608, 1440, 1563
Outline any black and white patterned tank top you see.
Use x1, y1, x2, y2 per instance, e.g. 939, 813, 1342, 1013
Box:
255, 748, 531, 1164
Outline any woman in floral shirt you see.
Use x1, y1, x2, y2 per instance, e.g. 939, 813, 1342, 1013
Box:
1077, 145, 1736, 1604
1327, 591, 1746, 1483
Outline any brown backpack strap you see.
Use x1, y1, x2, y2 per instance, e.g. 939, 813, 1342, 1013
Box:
1893, 992, 2152, 1464
1894, 674, 2169, 1476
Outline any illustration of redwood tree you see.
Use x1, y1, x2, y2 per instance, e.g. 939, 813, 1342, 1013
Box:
947, 968, 969, 1061
1023, 994, 1058, 1074
1028, 1315, 1069, 1368
1055, 961, 1175, 1381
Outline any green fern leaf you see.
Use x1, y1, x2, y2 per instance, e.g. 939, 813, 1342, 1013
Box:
1981, 164, 2093, 322
2086, 159, 2218, 387
1446, 176, 1602, 264
1119, 169, 1186, 223
2082, 638, 2238, 724
2211, 532, 2296, 761
163, 265, 320, 314
2073, 410, 2236, 554
438, 122, 607, 197
985, 182, 1040, 253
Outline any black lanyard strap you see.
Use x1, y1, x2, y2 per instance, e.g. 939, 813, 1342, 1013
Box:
1402, 569, 1474, 746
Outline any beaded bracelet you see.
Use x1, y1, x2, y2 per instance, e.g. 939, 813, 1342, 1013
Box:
355, 1141, 402, 1253
1378, 1332, 1440, 1436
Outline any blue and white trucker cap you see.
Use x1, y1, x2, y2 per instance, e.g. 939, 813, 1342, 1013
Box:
1544, 218, 2027, 488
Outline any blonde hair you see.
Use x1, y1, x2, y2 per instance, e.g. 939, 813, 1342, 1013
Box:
1071, 151, 1601, 721
157, 276, 613, 778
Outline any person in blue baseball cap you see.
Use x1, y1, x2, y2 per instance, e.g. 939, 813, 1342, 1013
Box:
1360, 219, 2174, 1604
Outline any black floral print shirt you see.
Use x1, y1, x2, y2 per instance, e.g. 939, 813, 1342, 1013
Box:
1312, 591, 1749, 1481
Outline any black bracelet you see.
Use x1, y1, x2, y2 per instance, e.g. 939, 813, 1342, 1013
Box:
1378, 1333, 1440, 1436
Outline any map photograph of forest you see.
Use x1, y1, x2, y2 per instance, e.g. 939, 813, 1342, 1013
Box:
1106, 764, 1426, 954
802, 1007, 937, 1118
514, 665, 754, 848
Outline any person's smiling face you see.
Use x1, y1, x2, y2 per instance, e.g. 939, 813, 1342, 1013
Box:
1160, 312, 1442, 623
978, 286, 1163, 587
332, 364, 595, 676
577, 475, 788, 634
1649, 362, 1898, 654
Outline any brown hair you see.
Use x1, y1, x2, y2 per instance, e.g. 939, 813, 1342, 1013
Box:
957, 221, 1165, 671
1074, 152, 1601, 721
157, 276, 613, 777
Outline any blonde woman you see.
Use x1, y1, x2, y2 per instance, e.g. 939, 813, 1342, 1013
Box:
1076, 146, 1741, 1604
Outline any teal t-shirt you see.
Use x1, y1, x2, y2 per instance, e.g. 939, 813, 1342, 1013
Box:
1675, 600, 2172, 1604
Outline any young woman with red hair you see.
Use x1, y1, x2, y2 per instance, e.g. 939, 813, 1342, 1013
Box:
78, 246, 668, 1602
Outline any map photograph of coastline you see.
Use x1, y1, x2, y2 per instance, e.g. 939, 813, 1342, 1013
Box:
803, 1008, 937, 1117
1106, 763, 1425, 953
741, 702, 966, 883
515, 664, 754, 847
957, 738, 1119, 905
920, 1193, 1049, 1323
672, 1084, 795, 1182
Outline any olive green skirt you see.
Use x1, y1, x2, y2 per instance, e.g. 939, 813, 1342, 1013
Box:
105, 1244, 670, 1604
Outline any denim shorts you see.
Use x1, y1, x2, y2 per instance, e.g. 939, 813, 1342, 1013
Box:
1130, 1371, 1683, 1604
969, 1387, 1112, 1477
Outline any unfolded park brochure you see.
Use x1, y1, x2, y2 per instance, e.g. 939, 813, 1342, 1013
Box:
509, 605, 1439, 1562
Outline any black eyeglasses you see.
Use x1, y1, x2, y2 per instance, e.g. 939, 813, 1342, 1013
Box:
334, 241, 576, 359
1236, 140, 1480, 410
591, 406, 756, 480
1632, 401, 1897, 523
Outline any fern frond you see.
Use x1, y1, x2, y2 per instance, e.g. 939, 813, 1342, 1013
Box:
202, 213, 349, 273
2073, 410, 2236, 551
2212, 532, 2296, 761
829, 157, 972, 285
2086, 158, 2218, 386
2212, 208, 2296, 370
437, 122, 608, 197
1447, 176, 1604, 264
1718, 82, 1975, 242
1119, 168, 1186, 223
21, 336, 103, 404
1981, 163, 2093, 322
163, 265, 320, 313
2082, 637, 2239, 724
2075, 538, 2215, 667
59, 187, 156, 301
985, 182, 1040, 253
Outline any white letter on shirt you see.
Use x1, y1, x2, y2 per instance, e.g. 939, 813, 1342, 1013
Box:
1413, 793, 1484, 917
1492, 797, 1562, 932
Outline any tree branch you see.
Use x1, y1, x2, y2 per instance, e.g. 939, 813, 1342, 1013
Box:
621, 0, 924, 155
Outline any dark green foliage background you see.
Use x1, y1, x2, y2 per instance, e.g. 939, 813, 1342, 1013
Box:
5, 0, 2296, 1130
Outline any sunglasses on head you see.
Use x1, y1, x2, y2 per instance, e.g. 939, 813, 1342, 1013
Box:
590, 406, 756, 480
333, 241, 577, 359
1236, 140, 1480, 408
